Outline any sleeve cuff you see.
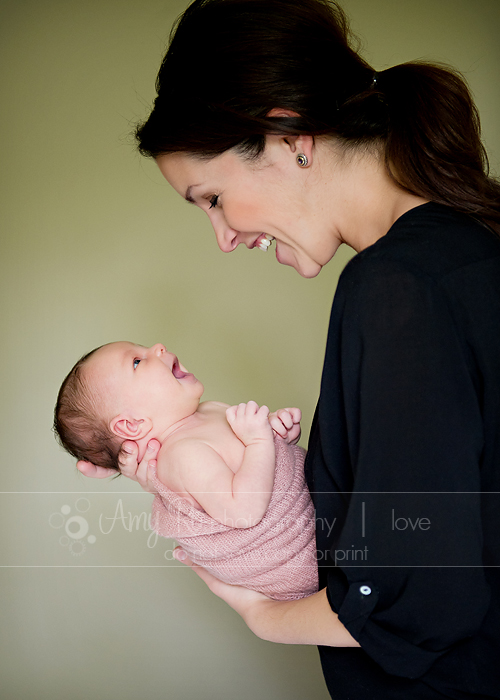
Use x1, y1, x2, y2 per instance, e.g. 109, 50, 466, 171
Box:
333, 580, 379, 637
328, 579, 448, 678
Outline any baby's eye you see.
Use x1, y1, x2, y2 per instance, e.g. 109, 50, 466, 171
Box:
209, 194, 220, 209
133, 358, 141, 369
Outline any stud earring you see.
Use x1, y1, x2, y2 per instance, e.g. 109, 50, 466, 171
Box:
296, 153, 308, 167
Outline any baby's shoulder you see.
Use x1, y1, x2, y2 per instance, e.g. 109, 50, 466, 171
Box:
157, 435, 219, 489
156, 438, 214, 510
198, 400, 230, 413
160, 435, 214, 463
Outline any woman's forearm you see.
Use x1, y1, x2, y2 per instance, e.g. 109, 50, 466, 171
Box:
243, 587, 360, 647
173, 549, 359, 646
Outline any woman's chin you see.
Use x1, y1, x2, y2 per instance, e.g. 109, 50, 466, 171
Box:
276, 246, 322, 278
300, 265, 322, 279
288, 257, 323, 278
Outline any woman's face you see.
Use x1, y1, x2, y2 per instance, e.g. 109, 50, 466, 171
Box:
156, 142, 342, 278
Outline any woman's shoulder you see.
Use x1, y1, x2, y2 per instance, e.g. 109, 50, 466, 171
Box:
340, 202, 500, 289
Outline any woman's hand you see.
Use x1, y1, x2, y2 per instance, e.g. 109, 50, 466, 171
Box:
173, 547, 359, 647
76, 439, 161, 494
173, 548, 274, 631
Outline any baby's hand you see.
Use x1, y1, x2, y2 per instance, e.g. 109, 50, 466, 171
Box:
226, 401, 273, 446
269, 407, 302, 445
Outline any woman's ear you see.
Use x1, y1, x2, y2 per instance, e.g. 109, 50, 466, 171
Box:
266, 108, 314, 166
110, 415, 153, 440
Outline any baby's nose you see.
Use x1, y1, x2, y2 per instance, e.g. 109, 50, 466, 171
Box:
150, 343, 167, 357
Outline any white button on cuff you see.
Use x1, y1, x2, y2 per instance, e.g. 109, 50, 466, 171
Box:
360, 585, 372, 596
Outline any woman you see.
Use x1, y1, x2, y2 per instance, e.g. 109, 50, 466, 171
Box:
79, 0, 500, 697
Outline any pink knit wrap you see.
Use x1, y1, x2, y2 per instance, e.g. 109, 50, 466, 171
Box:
151, 437, 318, 600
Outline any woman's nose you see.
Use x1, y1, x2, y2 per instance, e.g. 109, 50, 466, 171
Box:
150, 343, 166, 357
213, 221, 239, 253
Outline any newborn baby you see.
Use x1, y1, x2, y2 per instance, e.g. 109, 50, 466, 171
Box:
55, 342, 318, 600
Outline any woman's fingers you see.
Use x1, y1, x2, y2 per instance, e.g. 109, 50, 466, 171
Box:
117, 440, 140, 480
173, 547, 269, 613
173, 548, 221, 590
135, 440, 161, 493
76, 441, 160, 493
76, 460, 117, 479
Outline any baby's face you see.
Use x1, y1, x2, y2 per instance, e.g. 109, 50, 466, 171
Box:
84, 342, 204, 430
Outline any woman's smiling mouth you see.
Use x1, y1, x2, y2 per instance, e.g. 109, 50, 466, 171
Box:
255, 234, 275, 251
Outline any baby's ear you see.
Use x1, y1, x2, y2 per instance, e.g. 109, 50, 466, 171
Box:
110, 415, 152, 440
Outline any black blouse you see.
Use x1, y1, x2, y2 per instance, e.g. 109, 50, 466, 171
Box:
305, 203, 500, 699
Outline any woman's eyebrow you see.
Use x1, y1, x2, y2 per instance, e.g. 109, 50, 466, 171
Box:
185, 184, 205, 204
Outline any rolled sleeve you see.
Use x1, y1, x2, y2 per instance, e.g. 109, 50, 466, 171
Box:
332, 579, 379, 636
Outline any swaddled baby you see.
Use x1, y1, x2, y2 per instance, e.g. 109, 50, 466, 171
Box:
55, 341, 318, 600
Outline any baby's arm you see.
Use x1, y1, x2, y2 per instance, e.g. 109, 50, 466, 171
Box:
158, 402, 275, 528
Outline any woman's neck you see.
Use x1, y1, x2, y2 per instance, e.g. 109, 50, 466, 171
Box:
319, 142, 429, 253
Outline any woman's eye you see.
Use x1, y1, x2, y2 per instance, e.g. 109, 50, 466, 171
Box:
209, 194, 220, 209
133, 359, 141, 369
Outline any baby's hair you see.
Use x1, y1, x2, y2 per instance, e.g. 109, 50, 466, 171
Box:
54, 347, 121, 473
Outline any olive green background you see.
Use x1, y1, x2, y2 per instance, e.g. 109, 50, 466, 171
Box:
1, 1, 498, 698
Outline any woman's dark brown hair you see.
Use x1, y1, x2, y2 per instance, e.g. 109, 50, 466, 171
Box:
136, 0, 500, 229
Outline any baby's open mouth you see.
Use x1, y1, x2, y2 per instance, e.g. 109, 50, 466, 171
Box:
172, 357, 192, 380
172, 358, 184, 378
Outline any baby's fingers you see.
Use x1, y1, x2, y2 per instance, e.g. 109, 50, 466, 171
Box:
243, 401, 269, 420
226, 405, 238, 424
275, 409, 294, 429
286, 422, 301, 444
244, 400, 259, 415
269, 414, 288, 438
288, 407, 302, 424
256, 404, 270, 419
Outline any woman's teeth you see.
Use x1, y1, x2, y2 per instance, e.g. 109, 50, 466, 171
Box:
257, 234, 275, 252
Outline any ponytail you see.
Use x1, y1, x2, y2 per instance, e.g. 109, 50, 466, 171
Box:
372, 63, 500, 228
